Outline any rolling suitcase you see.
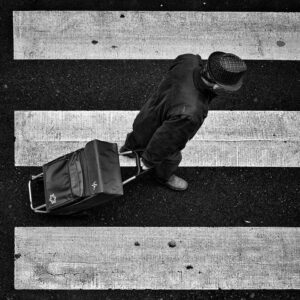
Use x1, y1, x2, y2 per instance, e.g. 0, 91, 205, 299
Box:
28, 139, 147, 215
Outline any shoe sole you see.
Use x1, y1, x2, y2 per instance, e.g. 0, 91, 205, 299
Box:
154, 177, 188, 191
164, 183, 188, 191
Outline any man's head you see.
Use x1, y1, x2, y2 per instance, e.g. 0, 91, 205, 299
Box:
201, 52, 247, 92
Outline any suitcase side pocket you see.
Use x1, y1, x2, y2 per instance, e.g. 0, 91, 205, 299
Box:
68, 151, 84, 198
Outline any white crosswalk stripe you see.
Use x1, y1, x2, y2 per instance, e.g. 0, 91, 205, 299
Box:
15, 110, 300, 167
15, 227, 300, 289
13, 11, 300, 60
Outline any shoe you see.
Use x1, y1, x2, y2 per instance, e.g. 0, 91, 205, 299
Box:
119, 145, 135, 158
155, 174, 188, 191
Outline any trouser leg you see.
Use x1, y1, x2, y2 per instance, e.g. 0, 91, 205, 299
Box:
154, 152, 182, 182
124, 132, 182, 181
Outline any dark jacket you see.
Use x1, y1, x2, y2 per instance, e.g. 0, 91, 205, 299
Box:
130, 53, 216, 166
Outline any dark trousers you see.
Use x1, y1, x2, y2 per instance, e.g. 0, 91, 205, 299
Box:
124, 132, 182, 181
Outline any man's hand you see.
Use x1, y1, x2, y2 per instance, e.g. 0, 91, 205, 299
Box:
140, 158, 152, 170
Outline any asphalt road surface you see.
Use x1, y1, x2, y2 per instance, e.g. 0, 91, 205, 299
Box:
0, 0, 299, 299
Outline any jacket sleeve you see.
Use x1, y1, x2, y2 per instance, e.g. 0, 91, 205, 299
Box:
142, 114, 203, 166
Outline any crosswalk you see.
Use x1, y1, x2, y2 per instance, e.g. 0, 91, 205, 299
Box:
13, 9, 300, 292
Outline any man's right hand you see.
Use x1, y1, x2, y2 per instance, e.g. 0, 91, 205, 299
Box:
140, 158, 152, 170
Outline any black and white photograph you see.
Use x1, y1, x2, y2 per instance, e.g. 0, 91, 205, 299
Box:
0, 0, 299, 299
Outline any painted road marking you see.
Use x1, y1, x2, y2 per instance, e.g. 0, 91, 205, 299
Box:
13, 11, 300, 60
14, 227, 300, 289
14, 111, 300, 167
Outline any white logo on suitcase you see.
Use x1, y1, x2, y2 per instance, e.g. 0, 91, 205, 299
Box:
49, 193, 56, 204
91, 181, 98, 190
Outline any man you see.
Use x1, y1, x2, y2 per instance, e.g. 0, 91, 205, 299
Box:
120, 52, 247, 191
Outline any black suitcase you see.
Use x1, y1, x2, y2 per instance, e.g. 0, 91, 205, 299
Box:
28, 139, 147, 215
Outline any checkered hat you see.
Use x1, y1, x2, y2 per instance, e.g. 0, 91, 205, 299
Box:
207, 52, 247, 91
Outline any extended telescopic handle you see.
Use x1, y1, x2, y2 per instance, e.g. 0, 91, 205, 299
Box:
119, 149, 150, 185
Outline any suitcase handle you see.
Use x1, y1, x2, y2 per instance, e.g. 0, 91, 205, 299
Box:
28, 172, 47, 213
119, 149, 150, 185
